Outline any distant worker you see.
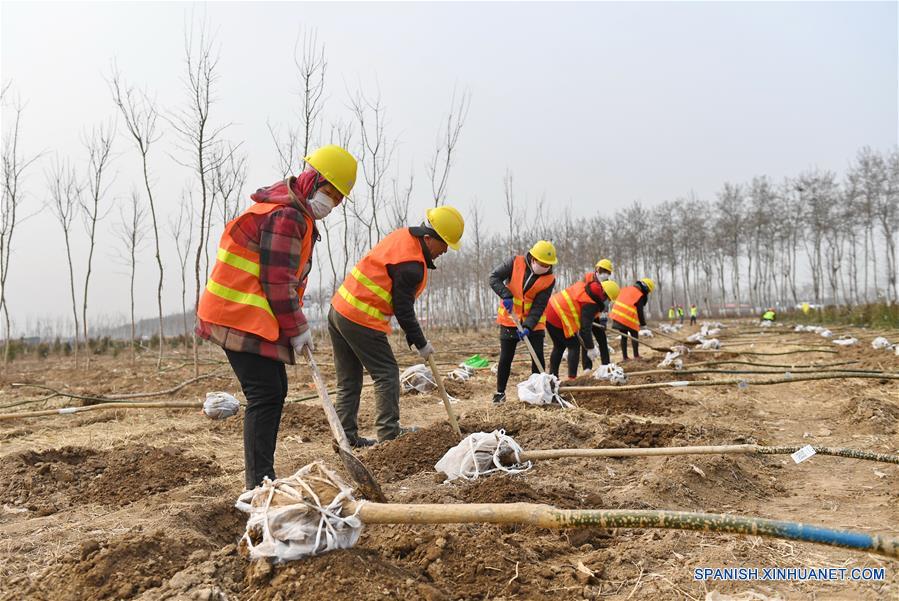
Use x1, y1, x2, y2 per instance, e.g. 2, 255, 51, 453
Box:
489, 241, 557, 405
610, 278, 655, 361
545, 277, 620, 380
690, 303, 698, 325
801, 302, 810, 315
581, 258, 614, 371
761, 307, 777, 322
329, 206, 464, 446
668, 306, 676, 324
677, 305, 685, 324
196, 145, 357, 490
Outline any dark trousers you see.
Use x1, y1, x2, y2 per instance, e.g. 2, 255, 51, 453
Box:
581, 325, 610, 370
225, 349, 288, 490
547, 322, 581, 379
328, 307, 401, 442
690, 315, 696, 325
613, 325, 640, 359
496, 327, 545, 393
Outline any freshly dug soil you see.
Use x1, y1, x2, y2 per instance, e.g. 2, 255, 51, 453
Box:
363, 422, 460, 482
0, 444, 221, 515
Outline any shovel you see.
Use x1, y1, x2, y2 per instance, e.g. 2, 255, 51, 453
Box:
427, 354, 463, 440
508, 311, 546, 373
302, 347, 387, 502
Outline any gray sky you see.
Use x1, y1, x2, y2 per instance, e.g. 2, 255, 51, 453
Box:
2, 1, 896, 334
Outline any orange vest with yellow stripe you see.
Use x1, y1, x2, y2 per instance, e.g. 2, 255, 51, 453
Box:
331, 228, 428, 333
609, 285, 644, 331
496, 255, 555, 331
549, 280, 603, 338
197, 202, 315, 342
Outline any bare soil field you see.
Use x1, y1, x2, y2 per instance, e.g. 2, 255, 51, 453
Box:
0, 321, 897, 600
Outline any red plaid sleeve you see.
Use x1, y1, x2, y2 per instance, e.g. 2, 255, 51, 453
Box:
259, 207, 308, 337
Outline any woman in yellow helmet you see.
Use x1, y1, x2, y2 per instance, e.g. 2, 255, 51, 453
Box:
489, 240, 557, 405
581, 258, 614, 371
197, 144, 356, 489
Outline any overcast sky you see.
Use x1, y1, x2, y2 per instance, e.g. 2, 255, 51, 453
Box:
2, 1, 896, 334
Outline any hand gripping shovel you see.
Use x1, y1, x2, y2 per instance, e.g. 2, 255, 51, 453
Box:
508, 311, 546, 373
302, 347, 387, 502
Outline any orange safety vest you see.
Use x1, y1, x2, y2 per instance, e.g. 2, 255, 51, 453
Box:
332, 228, 428, 333
549, 280, 604, 338
496, 255, 555, 331
609, 285, 644, 332
197, 201, 315, 342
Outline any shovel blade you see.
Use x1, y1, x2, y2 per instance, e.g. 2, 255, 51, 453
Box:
338, 446, 387, 503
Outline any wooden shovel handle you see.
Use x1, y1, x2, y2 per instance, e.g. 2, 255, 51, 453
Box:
303, 347, 352, 452
427, 354, 462, 440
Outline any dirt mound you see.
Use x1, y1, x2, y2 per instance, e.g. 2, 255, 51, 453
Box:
22, 530, 205, 601
0, 444, 221, 515
842, 396, 899, 433
601, 419, 687, 447
459, 408, 599, 449
630, 455, 785, 511
246, 548, 435, 601
575, 387, 691, 416
181, 497, 247, 547
363, 422, 459, 482
405, 473, 602, 509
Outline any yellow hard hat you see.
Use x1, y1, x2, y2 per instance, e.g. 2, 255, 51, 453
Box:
529, 240, 558, 265
595, 258, 613, 273
304, 145, 358, 197
600, 279, 620, 301
425, 205, 465, 250
640, 277, 656, 293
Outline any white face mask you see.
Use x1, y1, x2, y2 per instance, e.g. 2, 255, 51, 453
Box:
309, 190, 336, 219
597, 271, 610, 282
531, 260, 550, 275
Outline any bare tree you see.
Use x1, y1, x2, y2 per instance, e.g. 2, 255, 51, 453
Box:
349, 89, 395, 246
503, 169, 515, 254
114, 190, 147, 365
427, 90, 470, 207
269, 28, 326, 178
80, 122, 115, 367
169, 191, 195, 342
1, 91, 41, 368
168, 17, 230, 375
46, 158, 83, 365
110, 66, 166, 367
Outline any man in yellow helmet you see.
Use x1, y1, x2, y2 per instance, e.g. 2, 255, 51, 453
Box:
329, 205, 464, 445
609, 278, 655, 361
489, 240, 557, 404
196, 145, 356, 489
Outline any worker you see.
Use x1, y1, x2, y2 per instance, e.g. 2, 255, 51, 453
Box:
545, 277, 620, 379
609, 278, 655, 361
668, 306, 676, 324
690, 303, 698, 325
329, 206, 464, 446
489, 241, 557, 405
761, 308, 776, 322
581, 258, 613, 371
677, 305, 685, 324
196, 145, 357, 490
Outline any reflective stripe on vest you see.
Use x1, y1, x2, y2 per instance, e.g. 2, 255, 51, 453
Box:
496, 255, 554, 330
331, 228, 428, 333
197, 199, 315, 342
548, 280, 601, 339
609, 285, 643, 331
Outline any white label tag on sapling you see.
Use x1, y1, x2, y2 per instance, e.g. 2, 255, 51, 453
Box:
791, 444, 816, 464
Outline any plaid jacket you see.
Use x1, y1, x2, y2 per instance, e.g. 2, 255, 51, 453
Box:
196, 172, 319, 364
